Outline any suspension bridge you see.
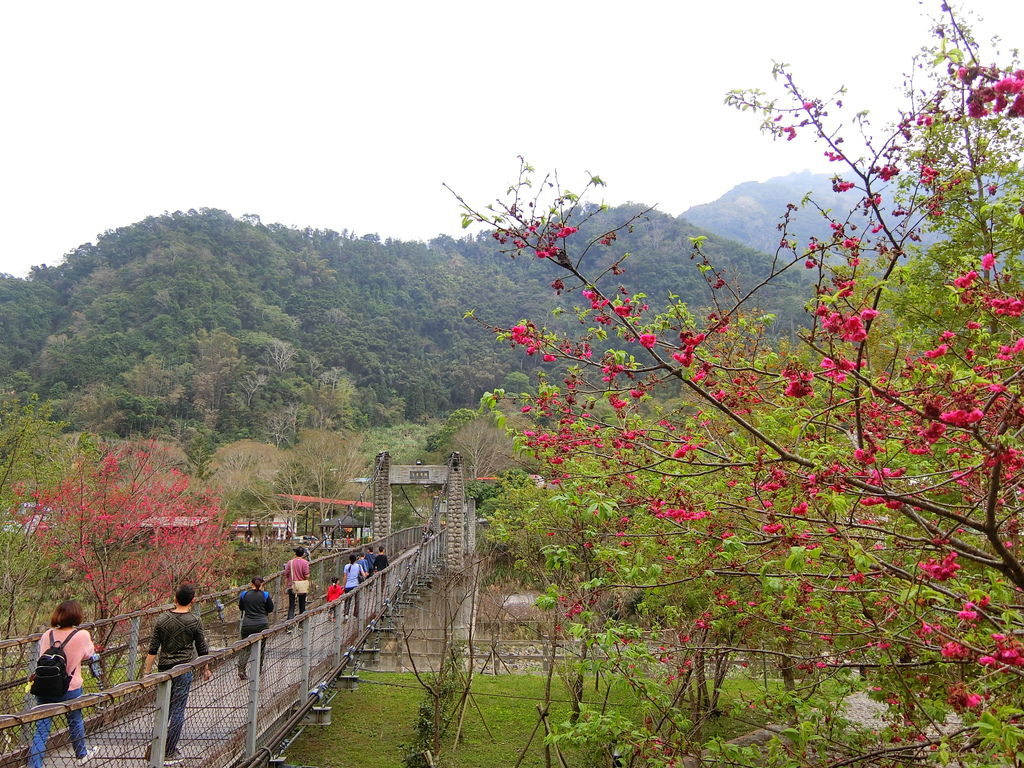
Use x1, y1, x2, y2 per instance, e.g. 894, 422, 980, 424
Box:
0, 452, 475, 768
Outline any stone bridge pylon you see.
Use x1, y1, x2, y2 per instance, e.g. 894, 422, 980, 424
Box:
371, 451, 473, 568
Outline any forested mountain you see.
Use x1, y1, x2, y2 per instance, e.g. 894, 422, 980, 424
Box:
0, 205, 807, 443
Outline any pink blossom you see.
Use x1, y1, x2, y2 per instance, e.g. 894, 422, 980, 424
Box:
840, 316, 867, 342
941, 408, 984, 426
953, 270, 978, 289
982, 252, 996, 270
639, 333, 657, 349
958, 603, 979, 622
919, 551, 960, 581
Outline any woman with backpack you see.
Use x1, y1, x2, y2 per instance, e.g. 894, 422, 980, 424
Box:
28, 600, 98, 767
237, 576, 274, 680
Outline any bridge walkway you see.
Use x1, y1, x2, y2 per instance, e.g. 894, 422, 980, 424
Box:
0, 530, 445, 768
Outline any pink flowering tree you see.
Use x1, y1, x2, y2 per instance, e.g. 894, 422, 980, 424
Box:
23, 443, 231, 623
465, 9, 1024, 767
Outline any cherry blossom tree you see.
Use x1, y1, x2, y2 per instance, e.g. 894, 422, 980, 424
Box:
463, 8, 1024, 766
24, 443, 230, 622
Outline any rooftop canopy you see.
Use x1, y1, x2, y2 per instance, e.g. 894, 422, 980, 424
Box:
278, 494, 373, 508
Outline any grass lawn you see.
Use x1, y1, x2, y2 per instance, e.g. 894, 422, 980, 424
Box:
284, 670, 773, 768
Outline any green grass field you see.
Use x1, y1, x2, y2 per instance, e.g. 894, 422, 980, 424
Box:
283, 671, 772, 768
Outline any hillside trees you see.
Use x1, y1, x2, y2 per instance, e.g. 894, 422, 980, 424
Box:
0, 181, 806, 443
0, 401, 69, 634
468, 11, 1024, 767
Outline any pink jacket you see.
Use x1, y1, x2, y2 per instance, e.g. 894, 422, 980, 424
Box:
284, 557, 310, 588
38, 627, 95, 691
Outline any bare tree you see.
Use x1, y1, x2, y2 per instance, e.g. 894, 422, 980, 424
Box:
265, 404, 299, 448
306, 352, 323, 379
318, 367, 344, 390
265, 338, 297, 373
211, 440, 286, 559
276, 430, 369, 533
453, 417, 514, 477
239, 371, 268, 407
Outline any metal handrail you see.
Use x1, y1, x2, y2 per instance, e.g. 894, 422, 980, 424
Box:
0, 525, 421, 651
0, 530, 448, 768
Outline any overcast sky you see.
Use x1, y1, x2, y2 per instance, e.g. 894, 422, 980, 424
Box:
1, 1, 1019, 278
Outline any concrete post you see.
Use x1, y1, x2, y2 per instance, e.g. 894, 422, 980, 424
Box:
127, 616, 141, 682
372, 451, 392, 540
445, 453, 466, 567
301, 616, 312, 696
245, 640, 263, 758
149, 678, 172, 768
333, 602, 344, 660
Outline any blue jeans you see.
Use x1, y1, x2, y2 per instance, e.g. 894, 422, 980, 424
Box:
163, 669, 193, 757
29, 687, 87, 768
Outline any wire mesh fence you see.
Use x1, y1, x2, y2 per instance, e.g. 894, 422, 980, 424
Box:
0, 527, 423, 716
0, 530, 445, 768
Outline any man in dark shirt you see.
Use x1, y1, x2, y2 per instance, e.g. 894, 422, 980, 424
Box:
142, 585, 211, 766
374, 546, 389, 573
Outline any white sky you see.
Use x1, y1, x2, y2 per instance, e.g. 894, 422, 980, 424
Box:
0, 1, 1020, 278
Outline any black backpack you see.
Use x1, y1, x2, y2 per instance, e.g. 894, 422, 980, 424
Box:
30, 628, 80, 698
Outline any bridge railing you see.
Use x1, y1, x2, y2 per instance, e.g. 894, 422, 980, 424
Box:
0, 526, 424, 717
0, 531, 446, 768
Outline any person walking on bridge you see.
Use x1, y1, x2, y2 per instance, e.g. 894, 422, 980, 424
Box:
237, 577, 273, 680
28, 600, 98, 768
374, 546, 389, 574
343, 554, 361, 594
284, 548, 311, 620
142, 585, 211, 766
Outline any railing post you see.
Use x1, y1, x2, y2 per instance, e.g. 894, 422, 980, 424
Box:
127, 616, 141, 681
333, 602, 344, 660
301, 616, 312, 696
245, 639, 263, 758
149, 677, 173, 768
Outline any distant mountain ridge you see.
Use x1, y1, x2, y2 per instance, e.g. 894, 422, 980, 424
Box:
681, 171, 855, 253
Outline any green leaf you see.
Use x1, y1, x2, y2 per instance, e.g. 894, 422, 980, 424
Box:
785, 546, 807, 573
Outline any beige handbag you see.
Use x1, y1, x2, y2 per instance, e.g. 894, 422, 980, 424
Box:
289, 560, 310, 594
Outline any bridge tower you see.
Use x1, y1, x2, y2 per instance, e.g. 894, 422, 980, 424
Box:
369, 451, 471, 567
372, 451, 392, 539
445, 452, 467, 567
